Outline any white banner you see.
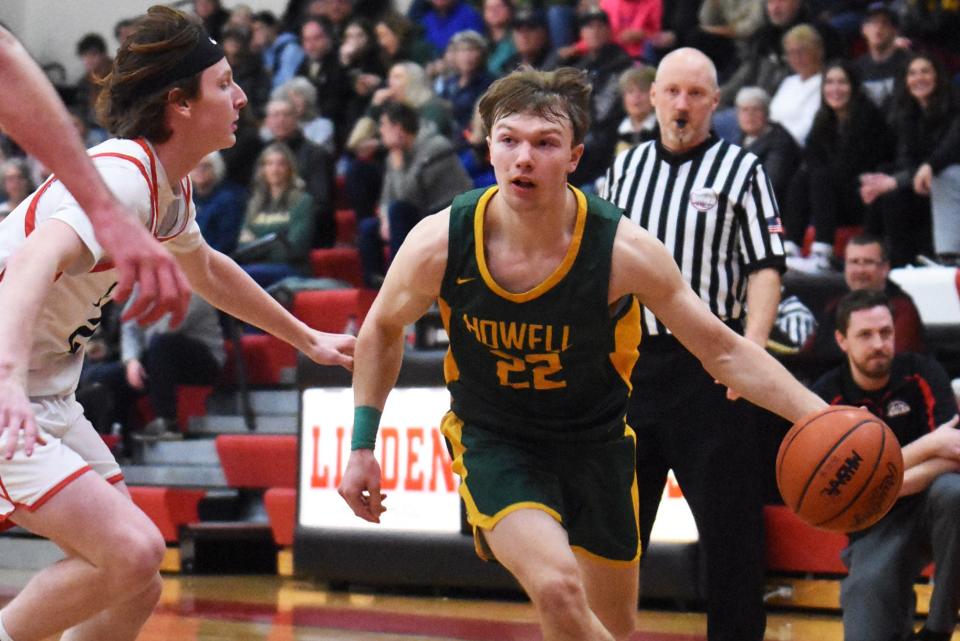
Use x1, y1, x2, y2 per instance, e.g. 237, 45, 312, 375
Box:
299, 387, 462, 532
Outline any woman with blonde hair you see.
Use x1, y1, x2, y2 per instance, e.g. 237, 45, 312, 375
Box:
239, 142, 316, 287
344, 61, 454, 220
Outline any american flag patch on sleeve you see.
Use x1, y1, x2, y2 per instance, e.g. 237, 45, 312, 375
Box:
766, 216, 784, 234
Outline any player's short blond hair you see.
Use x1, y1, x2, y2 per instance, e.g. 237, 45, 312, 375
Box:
477, 66, 591, 146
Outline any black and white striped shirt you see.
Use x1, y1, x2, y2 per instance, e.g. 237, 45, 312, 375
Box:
602, 134, 785, 336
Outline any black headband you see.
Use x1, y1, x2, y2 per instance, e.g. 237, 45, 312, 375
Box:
137, 33, 224, 99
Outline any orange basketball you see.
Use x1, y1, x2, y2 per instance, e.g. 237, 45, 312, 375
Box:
776, 405, 904, 533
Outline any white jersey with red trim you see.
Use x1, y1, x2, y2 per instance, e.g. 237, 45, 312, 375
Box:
0, 138, 203, 397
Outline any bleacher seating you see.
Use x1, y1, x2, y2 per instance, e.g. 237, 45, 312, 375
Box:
264, 487, 296, 547
291, 288, 376, 334
335, 209, 357, 245
309, 247, 364, 288
215, 434, 298, 489
129, 486, 205, 543
223, 334, 297, 386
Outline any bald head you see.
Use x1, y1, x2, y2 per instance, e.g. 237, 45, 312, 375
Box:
651, 47, 720, 153
656, 48, 719, 91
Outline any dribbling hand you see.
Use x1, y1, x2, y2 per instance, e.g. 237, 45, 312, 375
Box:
339, 449, 387, 523
0, 377, 45, 460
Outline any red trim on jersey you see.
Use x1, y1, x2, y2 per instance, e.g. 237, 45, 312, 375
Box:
106, 472, 125, 485
908, 374, 939, 431
134, 139, 160, 236
23, 175, 58, 237
24, 466, 93, 512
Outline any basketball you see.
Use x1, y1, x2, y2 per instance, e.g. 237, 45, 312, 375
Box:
776, 405, 903, 533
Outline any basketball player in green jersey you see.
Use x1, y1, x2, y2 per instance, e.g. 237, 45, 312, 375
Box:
339, 67, 826, 641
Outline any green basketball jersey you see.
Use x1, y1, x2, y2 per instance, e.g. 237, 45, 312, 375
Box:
438, 185, 642, 442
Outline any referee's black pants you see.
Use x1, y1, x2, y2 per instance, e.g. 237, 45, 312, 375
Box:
628, 334, 765, 641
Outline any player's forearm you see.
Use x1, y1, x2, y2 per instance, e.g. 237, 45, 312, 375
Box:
709, 335, 825, 422
900, 457, 959, 496
180, 246, 313, 353
743, 268, 781, 346
0, 248, 59, 383
0, 29, 118, 219
353, 318, 405, 413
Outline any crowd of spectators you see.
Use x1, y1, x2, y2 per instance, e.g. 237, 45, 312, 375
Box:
1, 0, 959, 440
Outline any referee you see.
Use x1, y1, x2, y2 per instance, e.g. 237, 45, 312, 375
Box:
602, 48, 785, 641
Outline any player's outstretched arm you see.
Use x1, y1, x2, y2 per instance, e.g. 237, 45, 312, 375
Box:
0, 26, 191, 327
174, 242, 354, 370
0, 221, 89, 458
339, 211, 449, 523
610, 218, 825, 424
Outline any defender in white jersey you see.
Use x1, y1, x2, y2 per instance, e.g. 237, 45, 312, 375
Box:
0, 7, 354, 641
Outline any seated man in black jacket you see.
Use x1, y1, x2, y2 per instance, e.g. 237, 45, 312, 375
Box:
812, 288, 960, 641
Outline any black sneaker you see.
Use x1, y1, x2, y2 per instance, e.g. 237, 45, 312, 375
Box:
131, 417, 183, 442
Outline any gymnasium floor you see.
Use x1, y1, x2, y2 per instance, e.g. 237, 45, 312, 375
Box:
0, 570, 860, 640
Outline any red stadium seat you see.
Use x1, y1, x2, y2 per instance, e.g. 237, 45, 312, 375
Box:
223, 334, 297, 386
264, 487, 297, 546
291, 288, 376, 334
335, 209, 357, 245
176, 385, 213, 430
764, 505, 848, 574
215, 434, 298, 489
801, 225, 864, 259
129, 486, 205, 543
309, 247, 364, 288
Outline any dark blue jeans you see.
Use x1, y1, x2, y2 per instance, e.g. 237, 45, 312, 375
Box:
357, 200, 422, 287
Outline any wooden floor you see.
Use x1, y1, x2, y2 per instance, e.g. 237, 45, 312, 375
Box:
0, 570, 864, 641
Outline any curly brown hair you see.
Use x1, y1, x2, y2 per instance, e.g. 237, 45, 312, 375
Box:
477, 66, 592, 146
95, 5, 207, 142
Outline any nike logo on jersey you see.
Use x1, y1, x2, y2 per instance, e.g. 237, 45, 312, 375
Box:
456, 277, 476, 285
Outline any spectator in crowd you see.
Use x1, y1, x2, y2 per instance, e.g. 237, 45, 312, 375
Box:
645, 0, 701, 62
482, 0, 517, 77
226, 3, 255, 33
221, 28, 272, 119
716, 0, 840, 141
193, 0, 231, 41
304, 0, 355, 41
0, 158, 35, 220
805, 234, 925, 371
251, 10, 306, 89
421, 0, 486, 54
375, 11, 436, 68
855, 2, 910, 111
596, 0, 662, 61
263, 97, 337, 247
860, 52, 960, 266
502, 8, 559, 71
122, 295, 226, 442
438, 30, 495, 148
458, 106, 496, 188
239, 143, 317, 288
113, 17, 137, 46
339, 17, 387, 140
783, 60, 895, 272
345, 61, 455, 220
271, 77, 336, 153
564, 8, 631, 187
296, 17, 350, 138
189, 151, 247, 256
812, 288, 960, 641
769, 24, 824, 146
733, 86, 800, 211
614, 66, 658, 156
900, 0, 960, 69
73, 33, 112, 133
692, 0, 765, 78
356, 102, 471, 286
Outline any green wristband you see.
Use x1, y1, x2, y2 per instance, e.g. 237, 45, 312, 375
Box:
352, 406, 382, 450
